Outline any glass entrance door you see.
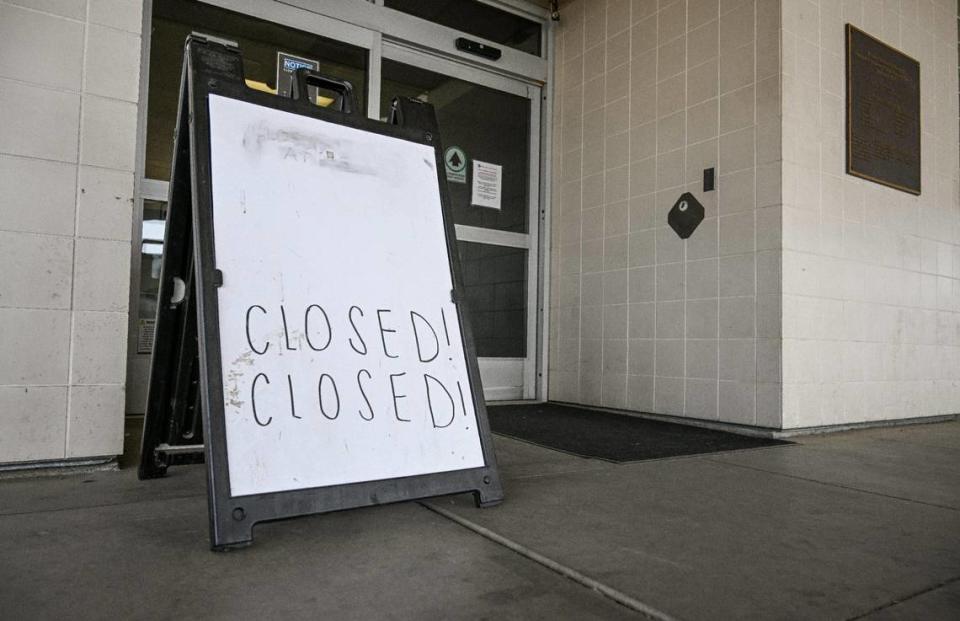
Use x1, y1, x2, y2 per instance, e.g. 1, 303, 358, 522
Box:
379, 45, 541, 400
130, 1, 545, 411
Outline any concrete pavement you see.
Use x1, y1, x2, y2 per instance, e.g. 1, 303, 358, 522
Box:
1, 419, 957, 620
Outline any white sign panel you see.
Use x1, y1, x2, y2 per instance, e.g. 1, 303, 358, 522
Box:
471, 160, 502, 210
207, 95, 486, 497
444, 146, 467, 184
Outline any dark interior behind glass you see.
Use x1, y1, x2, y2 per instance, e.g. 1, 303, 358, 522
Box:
380, 59, 531, 357
380, 59, 530, 234
145, 0, 367, 180
459, 242, 528, 358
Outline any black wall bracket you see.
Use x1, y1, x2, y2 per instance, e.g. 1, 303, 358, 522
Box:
667, 192, 705, 239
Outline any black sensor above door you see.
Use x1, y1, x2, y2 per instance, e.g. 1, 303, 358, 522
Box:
456, 37, 502, 60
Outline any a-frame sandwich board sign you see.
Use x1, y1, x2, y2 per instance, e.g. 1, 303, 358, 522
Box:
139, 34, 503, 550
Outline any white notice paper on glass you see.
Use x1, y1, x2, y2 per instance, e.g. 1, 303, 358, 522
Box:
471, 160, 502, 210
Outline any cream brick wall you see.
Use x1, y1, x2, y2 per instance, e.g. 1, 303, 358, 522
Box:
780, 0, 960, 428
550, 0, 960, 430
0, 0, 142, 463
549, 0, 783, 427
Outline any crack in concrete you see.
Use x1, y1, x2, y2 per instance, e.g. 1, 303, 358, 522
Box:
706, 458, 960, 512
845, 574, 960, 620
421, 501, 680, 621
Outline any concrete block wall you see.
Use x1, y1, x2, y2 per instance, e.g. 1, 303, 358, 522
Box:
550, 0, 960, 430
0, 0, 142, 463
549, 0, 783, 427
779, 0, 960, 428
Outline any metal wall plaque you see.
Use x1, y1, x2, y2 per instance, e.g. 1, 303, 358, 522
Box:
845, 24, 921, 195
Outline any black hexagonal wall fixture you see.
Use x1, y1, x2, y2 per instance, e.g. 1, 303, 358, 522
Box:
667, 192, 705, 239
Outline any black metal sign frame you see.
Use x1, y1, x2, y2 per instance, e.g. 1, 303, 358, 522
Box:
140, 35, 503, 550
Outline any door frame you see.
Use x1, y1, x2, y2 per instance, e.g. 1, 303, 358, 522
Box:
381, 42, 542, 400
128, 0, 554, 410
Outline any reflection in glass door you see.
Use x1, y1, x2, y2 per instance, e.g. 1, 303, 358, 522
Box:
379, 50, 541, 400
127, 0, 374, 413
144, 0, 370, 181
